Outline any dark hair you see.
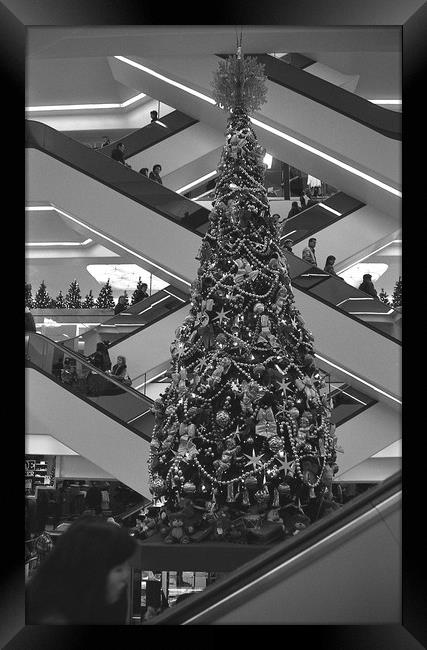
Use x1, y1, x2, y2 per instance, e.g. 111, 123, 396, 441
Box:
292, 201, 298, 208
139, 168, 149, 175
153, 164, 162, 172
150, 110, 158, 116
325, 255, 336, 265
26, 517, 136, 624
362, 273, 372, 281
140, 283, 148, 289
308, 237, 317, 244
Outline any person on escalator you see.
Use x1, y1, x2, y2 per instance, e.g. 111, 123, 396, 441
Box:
114, 295, 128, 315
139, 168, 149, 177
150, 110, 158, 123
302, 237, 318, 266
101, 136, 111, 148
324, 255, 339, 276
112, 356, 131, 386
149, 164, 163, 184
358, 274, 378, 299
282, 239, 294, 254
111, 143, 131, 169
90, 341, 112, 373
287, 201, 301, 219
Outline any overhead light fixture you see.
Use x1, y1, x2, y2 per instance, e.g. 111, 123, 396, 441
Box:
114, 55, 401, 199
176, 171, 217, 194
26, 92, 146, 112
280, 230, 297, 241
368, 99, 402, 105
25, 205, 191, 287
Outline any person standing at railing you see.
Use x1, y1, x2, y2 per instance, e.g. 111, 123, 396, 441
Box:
324, 255, 338, 276
302, 237, 318, 266
149, 164, 163, 184
26, 517, 137, 624
150, 110, 158, 123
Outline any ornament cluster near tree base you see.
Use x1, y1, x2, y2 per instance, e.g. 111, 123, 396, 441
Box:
146, 50, 343, 535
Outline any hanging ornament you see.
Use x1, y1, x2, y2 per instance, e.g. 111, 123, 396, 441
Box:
183, 481, 197, 495
242, 487, 250, 505
216, 410, 230, 428
244, 475, 258, 491
226, 482, 236, 502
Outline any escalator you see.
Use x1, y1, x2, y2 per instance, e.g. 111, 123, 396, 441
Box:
142, 471, 401, 624
221, 53, 401, 141
26, 119, 401, 399
109, 54, 401, 218
26, 332, 154, 495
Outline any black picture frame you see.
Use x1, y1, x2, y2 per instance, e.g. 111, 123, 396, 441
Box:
5, 1, 424, 646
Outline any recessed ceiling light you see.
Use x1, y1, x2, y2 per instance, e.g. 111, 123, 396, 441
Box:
176, 171, 217, 194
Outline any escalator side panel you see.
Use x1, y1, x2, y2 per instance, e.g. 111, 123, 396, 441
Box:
26, 368, 151, 495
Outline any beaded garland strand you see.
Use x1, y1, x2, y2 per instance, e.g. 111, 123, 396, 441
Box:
148, 51, 341, 521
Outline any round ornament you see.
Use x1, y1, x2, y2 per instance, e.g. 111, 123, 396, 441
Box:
183, 481, 196, 495
165, 405, 175, 416
216, 410, 230, 428
289, 407, 300, 419
215, 333, 228, 347
268, 436, 284, 453
245, 476, 259, 491
150, 477, 166, 496
277, 482, 291, 496
254, 488, 270, 505
253, 302, 265, 314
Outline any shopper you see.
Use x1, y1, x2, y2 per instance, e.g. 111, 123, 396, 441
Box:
112, 356, 128, 381
302, 237, 318, 266
272, 213, 287, 236
324, 255, 338, 276
25, 307, 36, 333
139, 167, 149, 177
282, 239, 294, 253
114, 295, 128, 316
111, 142, 126, 164
85, 482, 103, 515
90, 341, 112, 372
26, 517, 137, 624
150, 110, 158, 123
287, 201, 300, 219
358, 273, 378, 299
149, 164, 163, 184
101, 136, 111, 148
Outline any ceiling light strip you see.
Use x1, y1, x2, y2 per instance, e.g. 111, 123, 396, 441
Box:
318, 202, 342, 216
25, 205, 191, 287
26, 92, 146, 112
314, 353, 401, 405
338, 240, 402, 274
114, 56, 401, 198
115, 55, 217, 105
25, 238, 93, 247
369, 99, 402, 105
177, 171, 217, 194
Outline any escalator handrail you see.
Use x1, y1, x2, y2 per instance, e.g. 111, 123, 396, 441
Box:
107, 297, 191, 350
100, 110, 199, 159
60, 289, 182, 350
146, 470, 402, 624
217, 54, 401, 141
26, 119, 209, 234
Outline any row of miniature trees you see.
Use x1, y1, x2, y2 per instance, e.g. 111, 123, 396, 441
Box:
25, 278, 149, 309
378, 276, 402, 309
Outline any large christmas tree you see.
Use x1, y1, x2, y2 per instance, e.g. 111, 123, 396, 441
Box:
148, 49, 340, 541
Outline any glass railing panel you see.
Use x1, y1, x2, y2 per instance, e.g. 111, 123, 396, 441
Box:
26, 333, 154, 438
26, 120, 210, 232
308, 274, 392, 314
101, 110, 198, 159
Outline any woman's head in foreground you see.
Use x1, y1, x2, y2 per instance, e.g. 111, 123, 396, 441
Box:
26, 516, 137, 624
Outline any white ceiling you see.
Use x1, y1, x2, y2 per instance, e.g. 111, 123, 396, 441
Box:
26, 27, 401, 109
